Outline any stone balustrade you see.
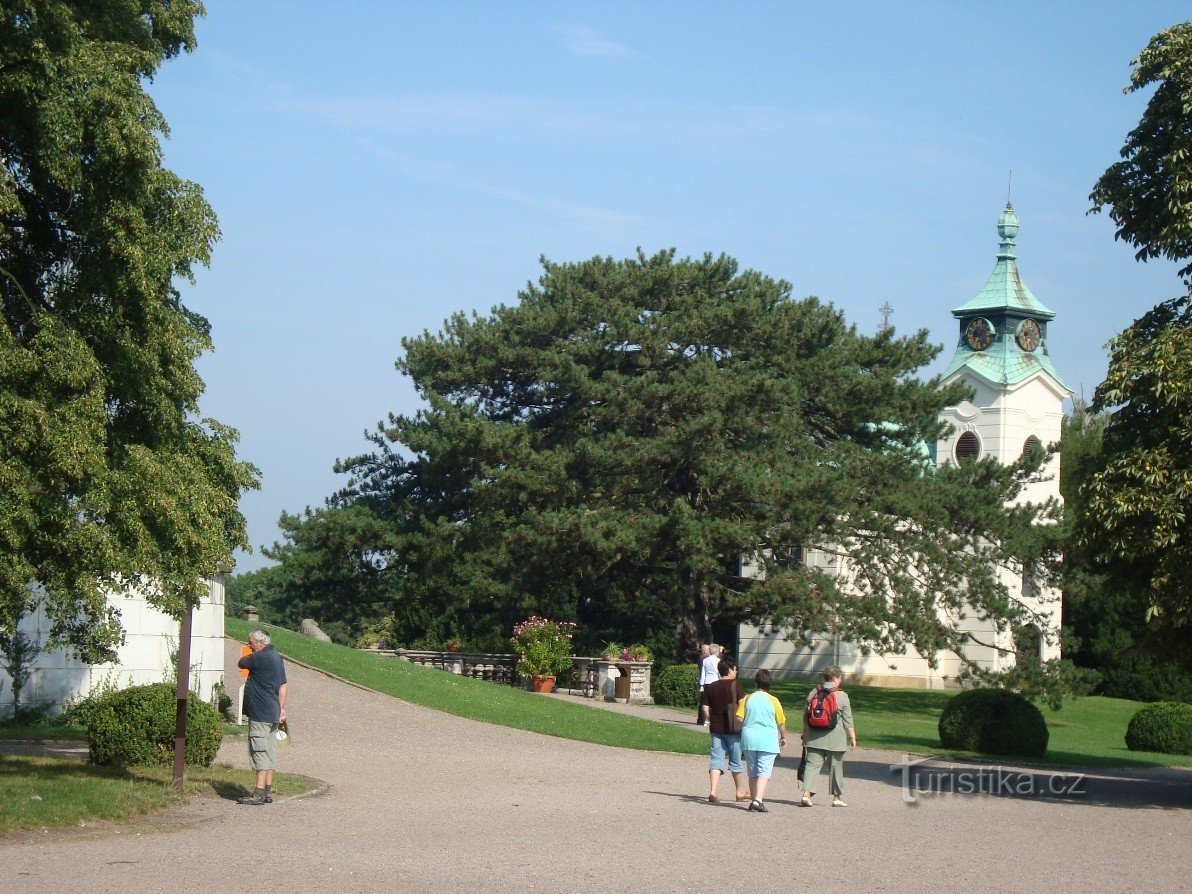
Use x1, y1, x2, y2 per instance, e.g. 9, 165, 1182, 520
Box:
366, 648, 652, 703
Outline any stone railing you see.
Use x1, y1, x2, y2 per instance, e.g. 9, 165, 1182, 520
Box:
375, 649, 518, 685
366, 648, 652, 702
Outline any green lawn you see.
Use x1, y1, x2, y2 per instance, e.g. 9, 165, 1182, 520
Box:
228, 618, 707, 755
231, 619, 1190, 770
0, 755, 310, 836
767, 680, 1192, 769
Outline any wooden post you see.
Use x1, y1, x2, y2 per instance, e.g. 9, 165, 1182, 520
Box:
171, 604, 194, 792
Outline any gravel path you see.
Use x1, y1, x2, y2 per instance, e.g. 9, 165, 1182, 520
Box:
4, 640, 1191, 894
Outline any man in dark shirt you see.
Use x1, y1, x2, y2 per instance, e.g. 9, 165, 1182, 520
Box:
699, 657, 750, 803
237, 629, 288, 805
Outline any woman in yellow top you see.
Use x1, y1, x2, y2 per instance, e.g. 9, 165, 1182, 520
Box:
735, 669, 787, 812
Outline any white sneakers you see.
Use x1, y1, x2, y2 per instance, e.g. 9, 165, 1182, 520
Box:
832, 797, 848, 807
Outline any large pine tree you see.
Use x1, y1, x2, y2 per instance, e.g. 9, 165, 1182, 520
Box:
335, 250, 1061, 668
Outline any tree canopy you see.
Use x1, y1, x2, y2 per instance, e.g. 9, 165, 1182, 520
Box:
1083, 22, 1192, 664
322, 249, 1061, 672
1090, 22, 1192, 277
0, 1, 258, 661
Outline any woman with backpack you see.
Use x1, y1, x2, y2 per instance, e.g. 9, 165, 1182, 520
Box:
799, 665, 856, 807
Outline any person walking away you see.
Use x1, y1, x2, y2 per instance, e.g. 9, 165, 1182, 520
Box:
694, 644, 711, 724
238, 629, 288, 805
737, 669, 787, 812
700, 657, 750, 803
800, 665, 856, 807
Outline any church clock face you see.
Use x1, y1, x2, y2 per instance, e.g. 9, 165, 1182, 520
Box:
1016, 318, 1041, 352
964, 317, 995, 351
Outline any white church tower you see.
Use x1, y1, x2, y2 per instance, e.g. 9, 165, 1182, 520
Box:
937, 202, 1071, 500
934, 201, 1070, 670
738, 203, 1070, 686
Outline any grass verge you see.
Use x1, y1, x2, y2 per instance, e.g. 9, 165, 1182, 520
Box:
0, 755, 309, 836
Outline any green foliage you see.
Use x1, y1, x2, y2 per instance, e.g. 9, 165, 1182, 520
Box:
1082, 24, 1192, 666
937, 688, 1049, 758
1090, 22, 1192, 277
55, 675, 122, 728
258, 504, 404, 644
1083, 295, 1192, 656
0, 1, 258, 661
86, 683, 223, 767
0, 627, 40, 714
653, 663, 701, 708
509, 616, 575, 678
1125, 701, 1192, 754
324, 249, 1061, 676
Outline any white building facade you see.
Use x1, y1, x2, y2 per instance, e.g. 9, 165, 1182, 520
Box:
0, 576, 228, 717
740, 204, 1070, 688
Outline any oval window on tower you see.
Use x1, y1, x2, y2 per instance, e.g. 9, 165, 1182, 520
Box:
954, 431, 981, 463
1022, 435, 1042, 458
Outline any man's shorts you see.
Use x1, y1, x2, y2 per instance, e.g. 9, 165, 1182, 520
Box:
248, 720, 279, 771
709, 732, 743, 774
743, 749, 777, 779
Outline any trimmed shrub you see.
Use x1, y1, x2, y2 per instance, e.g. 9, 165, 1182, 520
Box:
1125, 701, 1192, 755
937, 688, 1049, 758
653, 663, 700, 708
87, 683, 224, 768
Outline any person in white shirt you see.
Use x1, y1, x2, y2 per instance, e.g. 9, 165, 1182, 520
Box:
696, 643, 722, 724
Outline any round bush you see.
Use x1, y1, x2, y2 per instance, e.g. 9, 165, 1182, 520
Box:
87, 683, 224, 768
1125, 701, 1192, 755
653, 663, 700, 708
937, 688, 1049, 758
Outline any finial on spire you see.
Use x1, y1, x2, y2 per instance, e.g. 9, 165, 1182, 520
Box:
878, 301, 893, 334
1007, 170, 1013, 205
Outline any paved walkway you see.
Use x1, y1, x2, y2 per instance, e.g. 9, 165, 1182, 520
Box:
4, 640, 1191, 894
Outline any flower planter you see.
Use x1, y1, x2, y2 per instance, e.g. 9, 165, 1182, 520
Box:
531, 675, 556, 693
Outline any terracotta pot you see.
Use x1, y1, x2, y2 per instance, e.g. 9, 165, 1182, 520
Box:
531, 675, 555, 693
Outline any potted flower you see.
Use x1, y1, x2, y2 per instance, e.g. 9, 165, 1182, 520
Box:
622, 643, 651, 663
510, 616, 576, 692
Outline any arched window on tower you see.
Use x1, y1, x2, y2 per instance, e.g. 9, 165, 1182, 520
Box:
1022, 435, 1042, 459
954, 431, 981, 463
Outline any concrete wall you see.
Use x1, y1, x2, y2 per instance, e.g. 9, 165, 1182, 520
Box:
0, 576, 226, 717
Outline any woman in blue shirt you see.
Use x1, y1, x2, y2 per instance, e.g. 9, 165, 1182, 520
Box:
736, 669, 787, 812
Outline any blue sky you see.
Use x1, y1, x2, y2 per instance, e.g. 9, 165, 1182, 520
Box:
148, 3, 1189, 572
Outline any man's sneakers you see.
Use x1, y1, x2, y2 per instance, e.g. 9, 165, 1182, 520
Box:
746, 799, 768, 812
799, 795, 814, 807
238, 789, 270, 806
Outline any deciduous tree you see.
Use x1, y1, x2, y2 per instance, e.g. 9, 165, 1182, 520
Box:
0, 1, 258, 661
1085, 22, 1192, 662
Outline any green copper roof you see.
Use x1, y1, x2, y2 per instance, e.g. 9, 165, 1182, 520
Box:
942, 332, 1069, 389
951, 203, 1055, 320
942, 204, 1070, 392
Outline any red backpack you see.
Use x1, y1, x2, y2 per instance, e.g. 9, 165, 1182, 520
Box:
805, 685, 840, 730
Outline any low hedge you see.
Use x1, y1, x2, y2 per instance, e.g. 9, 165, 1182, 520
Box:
937, 688, 1049, 758
87, 683, 224, 768
653, 664, 700, 709
1125, 701, 1192, 755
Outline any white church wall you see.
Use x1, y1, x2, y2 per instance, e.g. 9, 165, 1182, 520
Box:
0, 576, 227, 718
